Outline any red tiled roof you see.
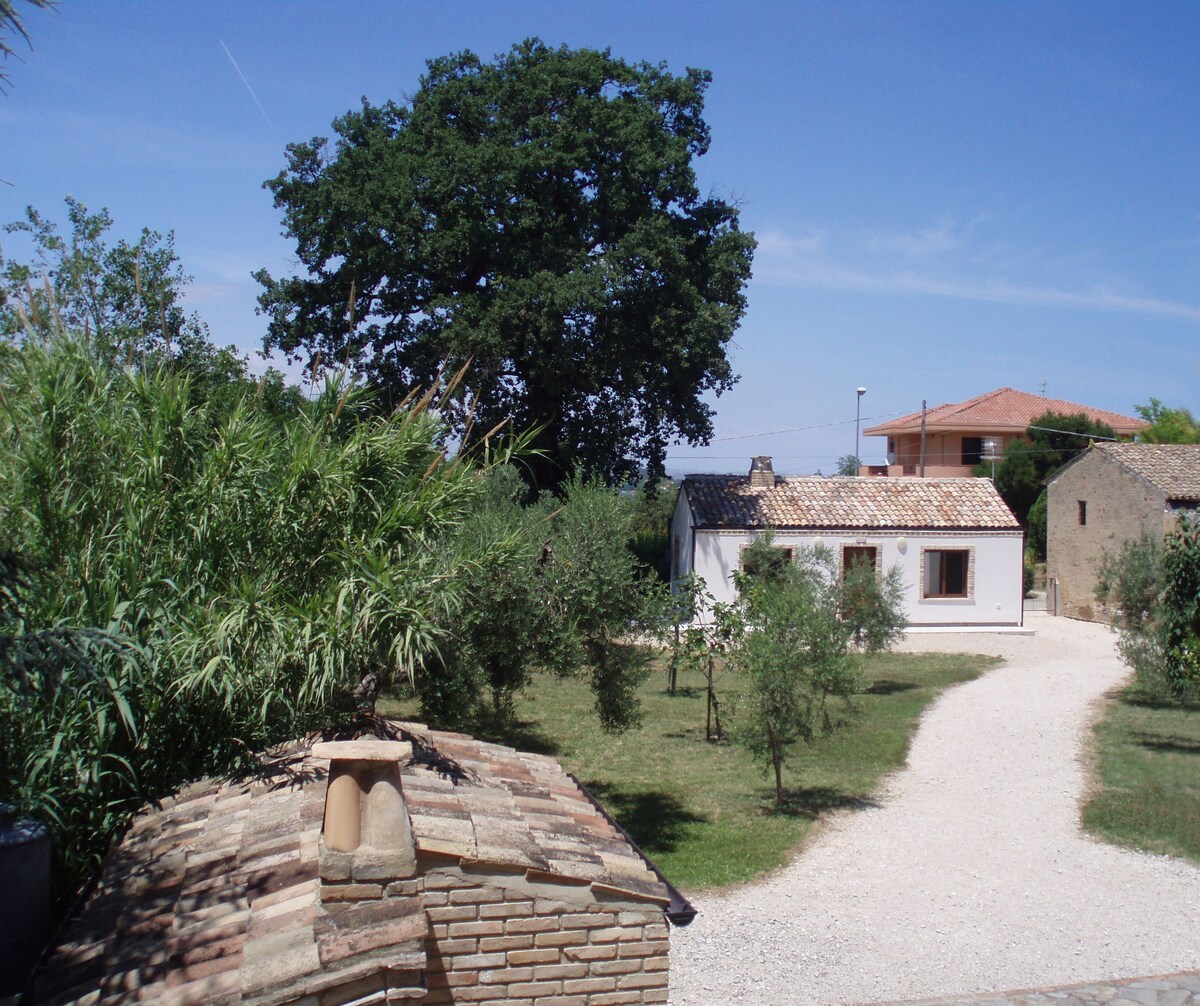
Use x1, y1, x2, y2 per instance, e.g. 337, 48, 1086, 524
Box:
32, 724, 670, 1006
1083, 443, 1200, 501
684, 474, 1020, 530
863, 387, 1146, 437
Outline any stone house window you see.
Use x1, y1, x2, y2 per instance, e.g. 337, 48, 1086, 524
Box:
1078, 500, 1087, 525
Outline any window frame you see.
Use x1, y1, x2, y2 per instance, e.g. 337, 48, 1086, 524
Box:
921, 547, 974, 600
738, 542, 795, 579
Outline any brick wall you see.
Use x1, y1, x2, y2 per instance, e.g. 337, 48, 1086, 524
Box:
1047, 450, 1168, 622
321, 861, 670, 1006
421, 866, 668, 1006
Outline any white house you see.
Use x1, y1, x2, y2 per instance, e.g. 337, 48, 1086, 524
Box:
671, 457, 1024, 628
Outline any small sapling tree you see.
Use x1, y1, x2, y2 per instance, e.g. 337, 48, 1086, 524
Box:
729, 539, 905, 807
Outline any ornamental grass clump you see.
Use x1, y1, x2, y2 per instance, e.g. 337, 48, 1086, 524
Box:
0, 327, 509, 901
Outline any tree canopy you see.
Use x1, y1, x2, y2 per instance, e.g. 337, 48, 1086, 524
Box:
256, 38, 755, 493
1135, 398, 1200, 444
726, 538, 906, 806
985, 410, 1117, 553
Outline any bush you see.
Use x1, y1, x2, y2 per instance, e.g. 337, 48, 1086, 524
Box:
1096, 524, 1199, 703
0, 328, 504, 900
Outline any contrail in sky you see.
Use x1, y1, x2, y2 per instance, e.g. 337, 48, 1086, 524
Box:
220, 39, 280, 140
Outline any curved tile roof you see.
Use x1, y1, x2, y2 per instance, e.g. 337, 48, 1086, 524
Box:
684, 474, 1020, 530
1088, 443, 1200, 501
32, 724, 670, 1006
864, 387, 1146, 437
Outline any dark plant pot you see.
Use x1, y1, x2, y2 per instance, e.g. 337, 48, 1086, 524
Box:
0, 804, 51, 998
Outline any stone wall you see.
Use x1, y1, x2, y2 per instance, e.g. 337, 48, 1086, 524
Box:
1047, 450, 1167, 622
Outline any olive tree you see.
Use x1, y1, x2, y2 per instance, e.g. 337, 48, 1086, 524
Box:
728, 539, 906, 807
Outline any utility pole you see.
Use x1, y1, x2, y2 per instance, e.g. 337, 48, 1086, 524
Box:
855, 387, 866, 474
919, 400, 927, 477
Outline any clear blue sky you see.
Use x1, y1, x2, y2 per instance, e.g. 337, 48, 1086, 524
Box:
3, 1, 1198, 475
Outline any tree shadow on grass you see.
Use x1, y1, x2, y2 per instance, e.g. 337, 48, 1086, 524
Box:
769, 786, 882, 820
862, 679, 919, 696
1132, 731, 1200, 755
1120, 688, 1200, 712
582, 780, 707, 857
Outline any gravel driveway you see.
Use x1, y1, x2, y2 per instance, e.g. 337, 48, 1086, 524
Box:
669, 612, 1200, 1005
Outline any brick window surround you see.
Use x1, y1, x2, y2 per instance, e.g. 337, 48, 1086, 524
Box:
921, 547, 975, 599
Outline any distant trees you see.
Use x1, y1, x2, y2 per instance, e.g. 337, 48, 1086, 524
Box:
836, 454, 861, 477
1134, 399, 1200, 444
2, 198, 302, 417
725, 538, 906, 806
256, 39, 755, 493
986, 410, 1116, 558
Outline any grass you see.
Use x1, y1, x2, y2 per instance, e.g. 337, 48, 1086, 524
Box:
381, 650, 997, 892
1082, 687, 1200, 864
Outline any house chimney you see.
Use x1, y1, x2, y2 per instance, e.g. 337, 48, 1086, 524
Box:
312, 739, 417, 893
749, 456, 775, 489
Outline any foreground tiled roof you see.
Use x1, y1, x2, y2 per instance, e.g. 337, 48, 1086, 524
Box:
399, 725, 668, 901
33, 724, 670, 1006
863, 387, 1146, 437
683, 475, 1020, 530
1087, 442, 1200, 501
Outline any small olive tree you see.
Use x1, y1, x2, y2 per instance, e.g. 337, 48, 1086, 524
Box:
1096, 517, 1200, 703
729, 538, 906, 806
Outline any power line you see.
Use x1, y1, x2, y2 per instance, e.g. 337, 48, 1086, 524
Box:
710, 409, 911, 443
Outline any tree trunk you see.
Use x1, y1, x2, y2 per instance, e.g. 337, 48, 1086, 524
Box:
769, 728, 784, 806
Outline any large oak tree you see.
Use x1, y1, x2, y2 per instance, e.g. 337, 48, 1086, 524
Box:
256, 39, 755, 491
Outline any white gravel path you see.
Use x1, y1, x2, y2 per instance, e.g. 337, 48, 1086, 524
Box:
669, 612, 1200, 1005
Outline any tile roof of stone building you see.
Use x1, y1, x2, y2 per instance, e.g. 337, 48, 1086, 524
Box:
863, 387, 1146, 437
32, 724, 670, 1006
683, 474, 1020, 530
1083, 442, 1200, 501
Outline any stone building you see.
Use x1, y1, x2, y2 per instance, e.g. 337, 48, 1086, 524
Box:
30, 724, 691, 1006
1046, 442, 1200, 621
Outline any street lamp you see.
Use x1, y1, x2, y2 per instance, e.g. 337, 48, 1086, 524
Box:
855, 386, 867, 475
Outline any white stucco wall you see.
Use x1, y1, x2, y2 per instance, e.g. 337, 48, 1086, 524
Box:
669, 488, 695, 586
688, 528, 1024, 627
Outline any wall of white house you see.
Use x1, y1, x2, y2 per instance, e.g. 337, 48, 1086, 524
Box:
669, 488, 695, 587
686, 527, 1024, 627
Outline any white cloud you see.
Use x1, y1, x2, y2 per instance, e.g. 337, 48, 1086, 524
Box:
864, 217, 963, 258
755, 224, 1200, 323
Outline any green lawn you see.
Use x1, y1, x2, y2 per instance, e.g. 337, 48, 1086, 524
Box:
381, 650, 996, 892
1082, 688, 1200, 864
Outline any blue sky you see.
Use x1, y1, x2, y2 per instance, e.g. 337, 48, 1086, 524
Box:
2, 1, 1197, 475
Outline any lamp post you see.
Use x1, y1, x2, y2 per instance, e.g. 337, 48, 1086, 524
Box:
855, 386, 867, 475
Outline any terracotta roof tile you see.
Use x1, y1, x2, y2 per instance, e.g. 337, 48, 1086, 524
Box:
33, 724, 671, 1005
684, 474, 1020, 530
863, 387, 1146, 437
1085, 442, 1200, 501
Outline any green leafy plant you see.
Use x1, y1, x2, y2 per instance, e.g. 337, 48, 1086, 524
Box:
256, 38, 755, 492
726, 541, 906, 807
